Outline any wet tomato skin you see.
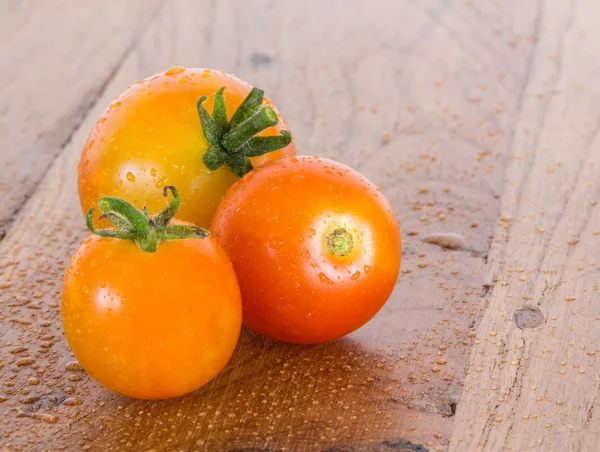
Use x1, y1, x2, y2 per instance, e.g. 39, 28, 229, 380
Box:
211, 156, 401, 344
61, 235, 242, 399
78, 68, 295, 229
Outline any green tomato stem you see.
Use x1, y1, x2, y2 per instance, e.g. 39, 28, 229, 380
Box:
98, 196, 149, 236
86, 186, 209, 253
153, 186, 181, 227
229, 87, 264, 129
196, 86, 293, 177
221, 106, 278, 152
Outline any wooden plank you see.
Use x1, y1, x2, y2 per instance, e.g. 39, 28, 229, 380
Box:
449, 1, 600, 451
0, 1, 543, 451
0, 0, 163, 238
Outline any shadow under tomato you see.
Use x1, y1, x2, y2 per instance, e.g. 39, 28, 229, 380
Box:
82, 323, 453, 451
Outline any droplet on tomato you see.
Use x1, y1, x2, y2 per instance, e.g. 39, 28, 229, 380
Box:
291, 175, 305, 184
318, 273, 334, 284
269, 238, 284, 250
164, 66, 185, 76
126, 172, 136, 182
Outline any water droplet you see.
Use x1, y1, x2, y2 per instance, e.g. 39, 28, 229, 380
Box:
63, 397, 82, 406
351, 271, 361, 281
65, 361, 83, 372
150, 168, 158, 177
269, 238, 284, 250
165, 66, 185, 76
126, 172, 136, 182
318, 273, 334, 284
291, 175, 305, 184
364, 265, 372, 274
15, 358, 35, 367
17, 410, 58, 424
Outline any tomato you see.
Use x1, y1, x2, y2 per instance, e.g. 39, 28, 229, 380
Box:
78, 67, 295, 229
211, 156, 401, 344
62, 187, 242, 399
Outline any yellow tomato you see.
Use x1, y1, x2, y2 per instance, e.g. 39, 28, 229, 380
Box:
78, 67, 295, 228
62, 187, 242, 399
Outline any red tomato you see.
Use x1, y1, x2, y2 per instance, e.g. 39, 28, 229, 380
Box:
211, 156, 401, 344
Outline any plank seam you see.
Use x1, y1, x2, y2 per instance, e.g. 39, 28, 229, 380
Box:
0, 0, 167, 245
448, 0, 546, 449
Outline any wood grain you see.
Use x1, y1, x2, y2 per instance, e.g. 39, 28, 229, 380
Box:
449, 1, 600, 450
0, 1, 573, 451
0, 0, 163, 238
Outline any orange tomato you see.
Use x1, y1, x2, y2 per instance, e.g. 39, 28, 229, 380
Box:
211, 156, 401, 344
62, 187, 242, 399
78, 67, 295, 228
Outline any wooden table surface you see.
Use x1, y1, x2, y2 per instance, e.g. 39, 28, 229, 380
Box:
2, 1, 600, 451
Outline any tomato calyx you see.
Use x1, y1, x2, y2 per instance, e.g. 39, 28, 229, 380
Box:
326, 228, 354, 257
86, 186, 209, 252
197, 87, 292, 178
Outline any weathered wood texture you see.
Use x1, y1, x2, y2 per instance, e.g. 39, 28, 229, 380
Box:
0, 0, 162, 238
450, 1, 600, 451
3, 1, 596, 451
